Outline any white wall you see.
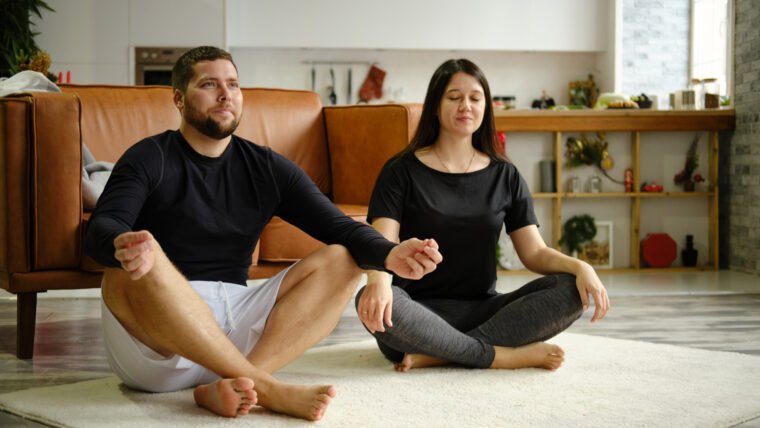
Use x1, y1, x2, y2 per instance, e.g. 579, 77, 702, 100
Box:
232, 47, 603, 108
227, 0, 606, 52
32, 0, 225, 85
30, 0, 615, 97
32, 0, 129, 84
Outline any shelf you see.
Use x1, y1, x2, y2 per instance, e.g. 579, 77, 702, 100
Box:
561, 192, 635, 198
496, 114, 733, 272
532, 193, 559, 199
498, 266, 716, 275
495, 108, 735, 132
637, 191, 714, 198
532, 192, 714, 199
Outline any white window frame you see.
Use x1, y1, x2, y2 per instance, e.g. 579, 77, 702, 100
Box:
690, 0, 734, 103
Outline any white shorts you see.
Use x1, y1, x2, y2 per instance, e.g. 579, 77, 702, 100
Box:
101, 266, 291, 392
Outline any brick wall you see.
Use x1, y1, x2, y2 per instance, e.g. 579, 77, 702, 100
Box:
729, 0, 760, 274
622, 0, 690, 96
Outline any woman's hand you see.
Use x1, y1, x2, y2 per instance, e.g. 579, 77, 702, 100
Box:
385, 238, 442, 279
575, 262, 610, 323
357, 278, 394, 333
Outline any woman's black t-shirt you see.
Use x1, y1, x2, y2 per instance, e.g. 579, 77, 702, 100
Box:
368, 151, 537, 300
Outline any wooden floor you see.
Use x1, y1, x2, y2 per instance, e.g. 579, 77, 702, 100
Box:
1, 270, 759, 427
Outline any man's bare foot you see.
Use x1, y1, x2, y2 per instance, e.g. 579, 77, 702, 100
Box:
256, 381, 336, 421
492, 342, 565, 370
394, 353, 448, 372
193, 377, 257, 417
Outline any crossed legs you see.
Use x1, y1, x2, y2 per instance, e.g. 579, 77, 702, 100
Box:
357, 274, 583, 371
102, 244, 361, 420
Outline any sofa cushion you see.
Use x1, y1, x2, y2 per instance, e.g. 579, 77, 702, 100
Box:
325, 104, 421, 205
61, 85, 181, 163
258, 204, 368, 262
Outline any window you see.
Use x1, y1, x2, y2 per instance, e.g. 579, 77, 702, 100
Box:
691, 0, 732, 99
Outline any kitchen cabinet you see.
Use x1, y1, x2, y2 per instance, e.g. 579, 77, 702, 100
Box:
33, 0, 129, 84
496, 109, 734, 271
128, 0, 224, 47
226, 0, 607, 52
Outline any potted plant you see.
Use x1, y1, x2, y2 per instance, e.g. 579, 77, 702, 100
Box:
631, 93, 653, 109
559, 215, 597, 257
1, 0, 55, 78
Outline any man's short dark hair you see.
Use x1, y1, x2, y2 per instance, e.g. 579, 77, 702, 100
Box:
171, 46, 237, 93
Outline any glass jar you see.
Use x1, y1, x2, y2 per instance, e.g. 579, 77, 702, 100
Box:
589, 175, 602, 193
567, 176, 580, 193
689, 78, 703, 109
504, 96, 516, 110
703, 78, 720, 109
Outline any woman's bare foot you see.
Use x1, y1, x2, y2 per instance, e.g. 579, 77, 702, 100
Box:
394, 353, 448, 372
193, 377, 257, 417
256, 381, 336, 421
492, 342, 565, 370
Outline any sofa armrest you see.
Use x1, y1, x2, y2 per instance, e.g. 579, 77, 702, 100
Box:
324, 104, 421, 206
0, 93, 83, 277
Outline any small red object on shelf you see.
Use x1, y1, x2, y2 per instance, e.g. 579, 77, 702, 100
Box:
66, 70, 71, 84
497, 131, 506, 155
58, 71, 63, 83
641, 233, 677, 267
641, 181, 663, 192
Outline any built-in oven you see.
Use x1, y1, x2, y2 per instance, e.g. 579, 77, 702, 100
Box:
135, 47, 190, 85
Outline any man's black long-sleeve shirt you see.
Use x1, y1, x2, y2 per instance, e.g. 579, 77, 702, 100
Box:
85, 130, 394, 285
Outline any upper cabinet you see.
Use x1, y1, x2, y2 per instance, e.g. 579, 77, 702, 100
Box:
226, 0, 607, 52
33, 0, 129, 64
129, 0, 224, 47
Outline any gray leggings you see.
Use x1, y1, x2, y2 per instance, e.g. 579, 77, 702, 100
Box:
354, 273, 584, 368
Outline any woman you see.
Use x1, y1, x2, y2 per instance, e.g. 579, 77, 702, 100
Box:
356, 59, 610, 372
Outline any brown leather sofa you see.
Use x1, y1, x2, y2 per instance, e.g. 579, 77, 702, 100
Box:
0, 85, 421, 358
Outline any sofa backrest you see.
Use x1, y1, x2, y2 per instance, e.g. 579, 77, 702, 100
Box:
60, 85, 330, 193
325, 104, 421, 205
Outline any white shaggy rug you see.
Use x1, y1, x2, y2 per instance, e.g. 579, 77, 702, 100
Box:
1, 333, 760, 427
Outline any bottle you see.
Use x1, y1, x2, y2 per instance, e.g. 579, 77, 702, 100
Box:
624, 168, 633, 192
681, 234, 698, 266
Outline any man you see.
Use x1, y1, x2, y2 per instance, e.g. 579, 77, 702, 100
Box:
84, 46, 442, 421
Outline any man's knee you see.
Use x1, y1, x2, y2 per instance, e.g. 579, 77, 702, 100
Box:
320, 244, 362, 278
306, 245, 362, 295
102, 268, 136, 303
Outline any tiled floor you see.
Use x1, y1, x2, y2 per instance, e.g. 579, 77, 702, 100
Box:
1, 270, 759, 427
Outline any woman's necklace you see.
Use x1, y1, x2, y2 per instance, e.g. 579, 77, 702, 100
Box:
433, 146, 476, 173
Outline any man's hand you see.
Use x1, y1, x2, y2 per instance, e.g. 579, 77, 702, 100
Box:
114, 230, 158, 280
385, 238, 442, 280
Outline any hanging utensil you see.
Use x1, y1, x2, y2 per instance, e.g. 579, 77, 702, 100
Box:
328, 66, 337, 105
310, 64, 316, 91
347, 68, 352, 104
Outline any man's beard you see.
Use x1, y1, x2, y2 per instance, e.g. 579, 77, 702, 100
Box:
184, 101, 240, 140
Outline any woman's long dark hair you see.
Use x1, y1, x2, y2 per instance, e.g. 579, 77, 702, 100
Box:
400, 59, 507, 162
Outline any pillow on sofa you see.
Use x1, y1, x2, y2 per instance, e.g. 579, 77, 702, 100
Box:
82, 143, 113, 210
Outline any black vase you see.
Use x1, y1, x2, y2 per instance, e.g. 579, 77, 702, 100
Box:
681, 235, 698, 267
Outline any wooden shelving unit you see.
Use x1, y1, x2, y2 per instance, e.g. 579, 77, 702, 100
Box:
494, 108, 735, 271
